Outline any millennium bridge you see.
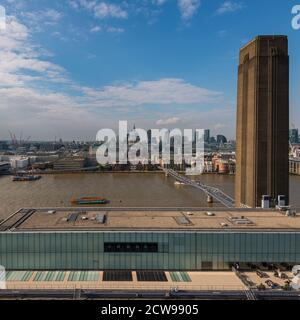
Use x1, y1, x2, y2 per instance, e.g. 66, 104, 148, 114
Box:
160, 167, 238, 208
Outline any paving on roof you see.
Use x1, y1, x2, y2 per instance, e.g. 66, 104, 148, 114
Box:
4, 271, 246, 291
1, 207, 300, 232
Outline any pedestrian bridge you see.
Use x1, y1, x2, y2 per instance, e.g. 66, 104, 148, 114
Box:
160, 167, 237, 208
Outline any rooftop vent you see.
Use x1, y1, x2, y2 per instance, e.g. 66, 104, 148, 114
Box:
67, 213, 79, 222
286, 210, 296, 217
228, 216, 254, 225
175, 216, 192, 226
96, 214, 106, 224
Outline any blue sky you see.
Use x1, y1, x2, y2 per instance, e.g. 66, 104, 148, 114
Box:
0, 0, 299, 140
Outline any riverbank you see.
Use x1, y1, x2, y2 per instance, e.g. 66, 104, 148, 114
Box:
18, 170, 235, 176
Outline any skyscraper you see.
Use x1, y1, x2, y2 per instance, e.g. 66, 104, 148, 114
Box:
235, 36, 289, 208
217, 135, 227, 144
289, 129, 299, 144
204, 129, 210, 144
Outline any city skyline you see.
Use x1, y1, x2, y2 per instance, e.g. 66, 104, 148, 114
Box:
0, 0, 300, 141
0, 1, 300, 300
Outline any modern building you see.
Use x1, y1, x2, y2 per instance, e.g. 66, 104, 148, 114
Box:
209, 137, 217, 144
0, 162, 10, 174
290, 129, 299, 144
10, 157, 29, 170
217, 135, 227, 144
53, 157, 86, 171
0, 208, 299, 271
0, 141, 9, 151
235, 36, 289, 208
204, 129, 210, 144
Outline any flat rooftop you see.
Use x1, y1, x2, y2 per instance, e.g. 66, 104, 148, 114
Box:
4, 271, 245, 292
1, 207, 300, 232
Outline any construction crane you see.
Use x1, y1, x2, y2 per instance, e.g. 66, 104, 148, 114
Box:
8, 131, 32, 147
8, 130, 17, 147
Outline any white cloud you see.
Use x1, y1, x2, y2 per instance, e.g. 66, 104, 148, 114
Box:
156, 117, 180, 125
178, 0, 201, 19
216, 1, 244, 15
22, 9, 63, 28
0, 16, 65, 85
3, 0, 26, 12
0, 5, 6, 31
42, 9, 63, 21
90, 25, 101, 33
0, 15, 28, 51
51, 31, 68, 41
0, 15, 226, 140
166, 106, 235, 138
80, 78, 222, 108
0, 86, 99, 140
106, 26, 124, 33
94, 2, 128, 19
68, 0, 80, 10
153, 0, 168, 5
90, 25, 125, 34
69, 0, 128, 19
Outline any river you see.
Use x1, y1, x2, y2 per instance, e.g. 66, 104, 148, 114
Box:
0, 173, 299, 220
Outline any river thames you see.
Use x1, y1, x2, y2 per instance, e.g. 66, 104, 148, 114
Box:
0, 173, 300, 220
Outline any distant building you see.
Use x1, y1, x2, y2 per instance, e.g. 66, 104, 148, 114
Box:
0, 141, 9, 151
31, 162, 53, 170
147, 130, 152, 163
38, 142, 63, 152
147, 129, 152, 145
209, 137, 216, 144
211, 153, 235, 174
290, 129, 299, 144
9, 157, 30, 170
235, 36, 289, 208
204, 129, 210, 143
53, 157, 86, 171
290, 145, 300, 158
217, 135, 227, 144
0, 162, 10, 174
289, 158, 300, 175
35, 154, 59, 163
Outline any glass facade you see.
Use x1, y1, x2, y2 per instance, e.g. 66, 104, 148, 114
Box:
0, 231, 299, 270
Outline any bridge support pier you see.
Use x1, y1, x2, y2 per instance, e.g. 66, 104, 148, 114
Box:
207, 195, 213, 204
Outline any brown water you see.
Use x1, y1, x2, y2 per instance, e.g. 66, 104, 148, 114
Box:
0, 173, 299, 220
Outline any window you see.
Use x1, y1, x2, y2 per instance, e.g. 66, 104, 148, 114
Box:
104, 242, 158, 253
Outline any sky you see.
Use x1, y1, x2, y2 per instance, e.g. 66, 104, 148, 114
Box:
0, 0, 299, 141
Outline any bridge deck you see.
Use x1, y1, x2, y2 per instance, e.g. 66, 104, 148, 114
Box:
161, 168, 237, 208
